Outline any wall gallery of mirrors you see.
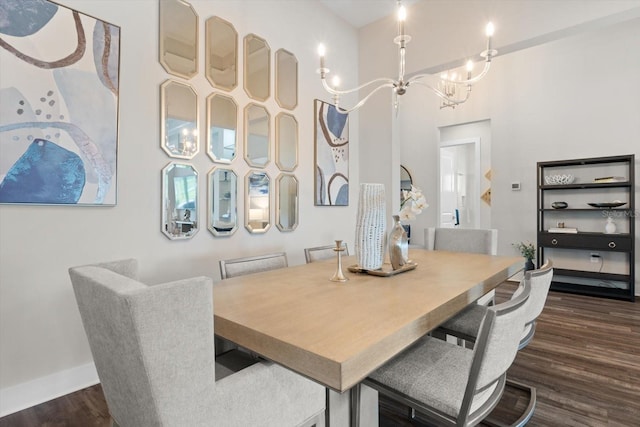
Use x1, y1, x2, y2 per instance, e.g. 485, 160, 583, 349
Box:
158, 0, 299, 240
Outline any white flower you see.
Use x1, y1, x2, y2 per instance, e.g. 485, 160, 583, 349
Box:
399, 185, 428, 220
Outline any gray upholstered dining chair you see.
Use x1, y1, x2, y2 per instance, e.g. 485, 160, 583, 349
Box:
426, 227, 498, 306
363, 274, 533, 427
304, 243, 349, 263
217, 252, 288, 355
435, 261, 554, 426
70, 259, 325, 427
219, 252, 288, 279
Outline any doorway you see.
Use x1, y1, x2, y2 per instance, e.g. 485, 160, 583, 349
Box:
438, 138, 480, 228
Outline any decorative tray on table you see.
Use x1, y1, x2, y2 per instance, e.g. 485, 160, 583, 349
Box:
347, 262, 417, 277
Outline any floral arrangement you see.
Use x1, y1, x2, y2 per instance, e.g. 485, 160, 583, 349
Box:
513, 241, 536, 260
399, 185, 428, 221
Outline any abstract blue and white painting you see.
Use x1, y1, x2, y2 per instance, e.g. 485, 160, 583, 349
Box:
314, 99, 349, 206
0, 0, 120, 205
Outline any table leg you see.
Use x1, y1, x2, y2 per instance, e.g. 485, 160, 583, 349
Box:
326, 385, 378, 427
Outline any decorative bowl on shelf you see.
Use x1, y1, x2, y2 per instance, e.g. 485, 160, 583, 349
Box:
551, 201, 568, 209
544, 174, 575, 185
587, 201, 627, 208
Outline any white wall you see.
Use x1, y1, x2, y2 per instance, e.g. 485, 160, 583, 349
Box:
0, 0, 359, 414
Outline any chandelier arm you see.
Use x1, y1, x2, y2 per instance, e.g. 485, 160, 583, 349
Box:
408, 60, 492, 87
409, 80, 471, 106
321, 76, 396, 96
333, 82, 397, 114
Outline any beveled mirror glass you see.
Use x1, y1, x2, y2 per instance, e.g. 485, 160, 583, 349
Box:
244, 103, 270, 168
275, 49, 298, 110
207, 167, 238, 236
205, 16, 237, 91
245, 171, 270, 233
161, 80, 199, 159
275, 113, 298, 172
276, 174, 298, 231
159, 0, 198, 79
162, 162, 198, 240
244, 34, 270, 101
207, 93, 237, 163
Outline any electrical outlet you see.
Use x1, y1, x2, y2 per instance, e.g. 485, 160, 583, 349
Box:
590, 253, 601, 263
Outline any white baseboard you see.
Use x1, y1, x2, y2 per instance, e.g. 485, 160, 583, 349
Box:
0, 362, 99, 417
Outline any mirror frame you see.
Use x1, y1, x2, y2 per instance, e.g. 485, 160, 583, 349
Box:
245, 170, 271, 234
276, 173, 298, 232
205, 16, 238, 91
159, 0, 199, 79
244, 103, 271, 168
243, 33, 271, 102
275, 112, 298, 172
206, 93, 237, 163
275, 49, 298, 110
207, 167, 238, 237
161, 162, 199, 240
160, 79, 199, 159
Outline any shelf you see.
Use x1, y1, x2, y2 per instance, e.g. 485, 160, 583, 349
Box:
539, 182, 631, 190
550, 281, 634, 301
540, 208, 631, 212
552, 268, 630, 282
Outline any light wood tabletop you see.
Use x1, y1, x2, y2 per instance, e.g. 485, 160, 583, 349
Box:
213, 249, 522, 392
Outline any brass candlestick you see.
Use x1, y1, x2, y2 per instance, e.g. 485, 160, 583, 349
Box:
330, 240, 348, 282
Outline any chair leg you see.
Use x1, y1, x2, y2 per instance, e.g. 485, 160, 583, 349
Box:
483, 379, 536, 427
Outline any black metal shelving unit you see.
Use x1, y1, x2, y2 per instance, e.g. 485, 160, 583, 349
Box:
537, 154, 635, 301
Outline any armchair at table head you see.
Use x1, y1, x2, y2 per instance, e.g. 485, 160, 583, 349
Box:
304, 243, 350, 263
69, 259, 324, 427
426, 227, 499, 306
364, 275, 532, 427
425, 227, 498, 255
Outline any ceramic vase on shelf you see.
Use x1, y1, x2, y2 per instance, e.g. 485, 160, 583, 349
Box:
389, 215, 409, 270
605, 217, 616, 234
355, 183, 386, 270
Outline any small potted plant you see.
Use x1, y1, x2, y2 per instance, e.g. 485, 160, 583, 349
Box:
513, 241, 536, 271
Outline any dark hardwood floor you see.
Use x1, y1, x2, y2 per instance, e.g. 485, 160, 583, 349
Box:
2, 283, 638, 426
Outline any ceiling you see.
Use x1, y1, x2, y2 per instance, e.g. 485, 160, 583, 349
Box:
319, 0, 420, 29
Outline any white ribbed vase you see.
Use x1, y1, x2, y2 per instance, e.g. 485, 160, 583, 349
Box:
355, 183, 386, 270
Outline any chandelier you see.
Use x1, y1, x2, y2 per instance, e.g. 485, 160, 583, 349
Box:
317, 1, 497, 112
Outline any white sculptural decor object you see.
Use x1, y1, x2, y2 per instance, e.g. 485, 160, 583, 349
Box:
355, 183, 386, 270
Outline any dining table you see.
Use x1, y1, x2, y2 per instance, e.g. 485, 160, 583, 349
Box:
213, 248, 522, 426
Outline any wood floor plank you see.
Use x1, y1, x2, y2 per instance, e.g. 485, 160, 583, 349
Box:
1, 282, 638, 426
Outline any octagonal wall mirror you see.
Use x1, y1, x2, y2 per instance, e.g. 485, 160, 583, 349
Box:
244, 103, 270, 168
207, 93, 237, 163
162, 162, 199, 240
276, 113, 298, 172
159, 0, 198, 79
161, 80, 199, 159
208, 167, 238, 236
275, 49, 298, 110
276, 174, 298, 231
245, 170, 270, 233
205, 16, 238, 91
244, 34, 270, 101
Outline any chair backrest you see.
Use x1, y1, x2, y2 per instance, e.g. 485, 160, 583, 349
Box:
304, 243, 350, 263
219, 252, 288, 279
425, 227, 498, 255
512, 260, 553, 348
69, 259, 215, 427
458, 278, 532, 425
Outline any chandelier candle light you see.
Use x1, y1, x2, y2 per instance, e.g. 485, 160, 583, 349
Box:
317, 1, 497, 112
